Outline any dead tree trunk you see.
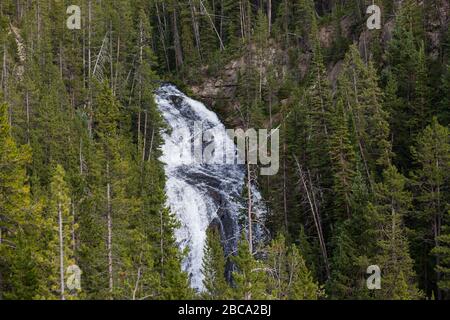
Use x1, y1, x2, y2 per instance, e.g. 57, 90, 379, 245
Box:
189, 0, 202, 60
79, 139, 83, 175
87, 0, 93, 137
155, 0, 171, 71
113, 36, 120, 95
58, 203, 65, 300
109, 22, 113, 89
106, 163, 113, 297
132, 253, 143, 300
147, 127, 155, 162
199, 0, 225, 51
160, 209, 164, 273
142, 110, 148, 164
172, 8, 183, 70
26, 90, 30, 144
282, 109, 288, 232
246, 141, 253, 254
1, 44, 7, 94
72, 202, 77, 253
293, 155, 330, 279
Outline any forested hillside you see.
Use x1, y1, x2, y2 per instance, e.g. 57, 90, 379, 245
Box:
0, 0, 449, 300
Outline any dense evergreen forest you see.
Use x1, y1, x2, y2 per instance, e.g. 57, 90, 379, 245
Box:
0, 0, 449, 300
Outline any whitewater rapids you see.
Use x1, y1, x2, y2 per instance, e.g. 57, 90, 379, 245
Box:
155, 84, 265, 291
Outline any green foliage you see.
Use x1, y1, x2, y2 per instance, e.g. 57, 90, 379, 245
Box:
0, 0, 448, 301
410, 118, 450, 298
231, 234, 267, 300
386, 0, 432, 169
0, 0, 190, 300
30, 165, 79, 300
329, 99, 356, 219
370, 166, 422, 300
338, 45, 392, 177
265, 235, 322, 300
432, 210, 450, 294
327, 171, 374, 300
438, 65, 450, 125
0, 102, 40, 300
202, 228, 230, 299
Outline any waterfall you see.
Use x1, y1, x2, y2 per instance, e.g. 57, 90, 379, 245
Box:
155, 84, 266, 291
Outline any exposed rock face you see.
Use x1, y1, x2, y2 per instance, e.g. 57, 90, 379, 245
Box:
190, 42, 287, 111
425, 0, 450, 58
190, 57, 242, 103
188, 24, 355, 108
328, 60, 344, 90
189, 1, 449, 111
319, 24, 335, 48
9, 23, 26, 80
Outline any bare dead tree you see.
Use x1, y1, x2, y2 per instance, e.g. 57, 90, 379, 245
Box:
189, 0, 202, 60
247, 155, 253, 254
92, 32, 110, 83
58, 203, 65, 300
199, 0, 225, 51
132, 253, 143, 300
87, 0, 93, 137
172, 7, 184, 69
106, 163, 113, 297
155, 0, 171, 71
293, 155, 330, 279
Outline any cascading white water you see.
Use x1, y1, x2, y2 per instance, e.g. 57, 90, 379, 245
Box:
155, 84, 265, 291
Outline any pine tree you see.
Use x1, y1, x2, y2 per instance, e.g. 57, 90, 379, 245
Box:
438, 65, 450, 125
231, 234, 267, 300
410, 118, 449, 299
265, 235, 321, 300
432, 210, 450, 298
296, 225, 317, 277
179, 1, 199, 69
370, 166, 422, 300
386, 0, 427, 168
413, 42, 431, 131
132, 4, 161, 164
329, 99, 356, 219
195, 0, 220, 61
36, 165, 77, 300
254, 9, 269, 49
156, 208, 194, 300
328, 222, 360, 299
337, 45, 392, 180
94, 83, 121, 298
222, 0, 241, 49
327, 170, 374, 300
383, 71, 403, 128
288, 245, 323, 299
0, 102, 39, 299
274, 0, 292, 47
304, 4, 333, 175
202, 228, 230, 299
